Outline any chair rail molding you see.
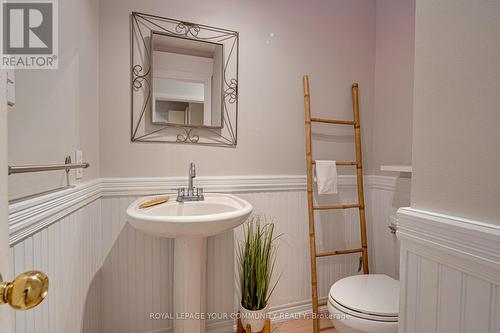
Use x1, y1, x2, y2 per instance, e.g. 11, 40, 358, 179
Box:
100, 175, 307, 195
8, 180, 102, 245
8, 175, 401, 245
397, 207, 500, 283
397, 207, 500, 333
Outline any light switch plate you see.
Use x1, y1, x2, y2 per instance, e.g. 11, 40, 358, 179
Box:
75, 150, 83, 180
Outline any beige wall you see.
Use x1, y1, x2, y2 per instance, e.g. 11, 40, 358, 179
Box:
99, 0, 376, 177
372, 0, 415, 174
6, 0, 418, 198
411, 0, 500, 223
7, 0, 100, 200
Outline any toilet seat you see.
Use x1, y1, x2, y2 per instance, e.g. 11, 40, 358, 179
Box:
328, 274, 399, 321
329, 296, 398, 322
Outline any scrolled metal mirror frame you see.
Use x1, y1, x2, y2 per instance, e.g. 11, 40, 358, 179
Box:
130, 12, 239, 147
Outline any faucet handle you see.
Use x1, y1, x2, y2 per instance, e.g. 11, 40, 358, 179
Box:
190, 162, 196, 177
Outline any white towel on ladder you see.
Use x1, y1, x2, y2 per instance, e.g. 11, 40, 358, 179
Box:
315, 160, 338, 195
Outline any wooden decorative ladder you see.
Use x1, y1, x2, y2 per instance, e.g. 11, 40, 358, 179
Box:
302, 75, 369, 333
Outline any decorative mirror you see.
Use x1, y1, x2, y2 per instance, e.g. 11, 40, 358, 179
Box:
130, 12, 239, 146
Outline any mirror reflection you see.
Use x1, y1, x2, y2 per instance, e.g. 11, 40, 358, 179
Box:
151, 31, 224, 128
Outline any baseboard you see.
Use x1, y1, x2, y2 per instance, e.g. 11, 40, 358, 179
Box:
267, 299, 329, 323
139, 300, 329, 333
204, 299, 329, 333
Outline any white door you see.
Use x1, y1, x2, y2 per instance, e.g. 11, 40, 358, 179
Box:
0, 70, 12, 330
0, 70, 49, 332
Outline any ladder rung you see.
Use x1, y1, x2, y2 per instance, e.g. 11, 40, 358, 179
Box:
311, 117, 356, 125
312, 161, 357, 166
313, 204, 360, 210
318, 299, 327, 306
316, 248, 363, 257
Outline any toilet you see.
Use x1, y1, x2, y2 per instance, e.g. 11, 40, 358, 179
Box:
327, 274, 399, 333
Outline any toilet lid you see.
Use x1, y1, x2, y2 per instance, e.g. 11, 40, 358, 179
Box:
329, 274, 399, 317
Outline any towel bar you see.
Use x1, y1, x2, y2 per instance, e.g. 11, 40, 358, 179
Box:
8, 156, 90, 175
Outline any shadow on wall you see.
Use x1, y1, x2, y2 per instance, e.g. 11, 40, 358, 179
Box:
393, 176, 411, 208
82, 222, 235, 333
82, 270, 102, 333
366, 176, 411, 280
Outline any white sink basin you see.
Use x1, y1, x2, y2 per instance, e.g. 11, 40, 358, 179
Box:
126, 193, 252, 238
126, 193, 253, 333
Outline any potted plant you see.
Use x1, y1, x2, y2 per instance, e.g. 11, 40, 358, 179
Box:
237, 216, 281, 332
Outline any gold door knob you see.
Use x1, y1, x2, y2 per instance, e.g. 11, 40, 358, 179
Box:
0, 271, 49, 310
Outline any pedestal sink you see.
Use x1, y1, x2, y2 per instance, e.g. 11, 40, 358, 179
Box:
126, 193, 253, 333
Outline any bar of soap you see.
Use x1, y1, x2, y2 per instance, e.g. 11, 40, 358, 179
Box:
139, 196, 169, 209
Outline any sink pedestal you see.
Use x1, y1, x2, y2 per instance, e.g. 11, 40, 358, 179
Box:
173, 237, 207, 333
126, 193, 253, 333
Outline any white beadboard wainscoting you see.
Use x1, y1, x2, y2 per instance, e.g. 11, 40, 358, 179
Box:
7, 175, 408, 333
397, 208, 500, 333
10, 199, 105, 333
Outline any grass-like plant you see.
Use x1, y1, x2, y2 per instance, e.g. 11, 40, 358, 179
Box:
238, 216, 282, 311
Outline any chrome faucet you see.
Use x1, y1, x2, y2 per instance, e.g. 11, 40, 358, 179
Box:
177, 162, 204, 202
